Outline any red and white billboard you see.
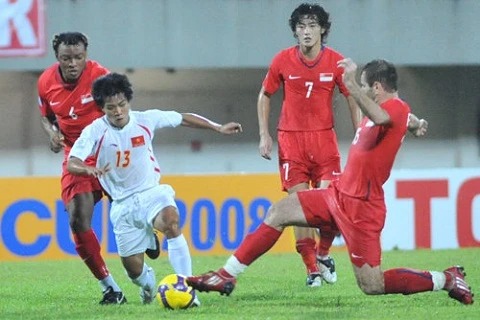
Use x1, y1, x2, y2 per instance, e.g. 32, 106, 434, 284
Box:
0, 0, 45, 57
383, 168, 480, 250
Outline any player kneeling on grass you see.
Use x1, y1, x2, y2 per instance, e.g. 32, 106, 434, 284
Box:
67, 73, 242, 304
186, 58, 474, 305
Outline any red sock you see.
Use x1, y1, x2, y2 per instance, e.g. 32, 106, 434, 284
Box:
296, 238, 319, 274
384, 268, 433, 294
234, 223, 282, 266
316, 228, 336, 257
73, 229, 109, 280
218, 268, 234, 279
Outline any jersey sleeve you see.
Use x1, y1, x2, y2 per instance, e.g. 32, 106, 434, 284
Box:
69, 122, 101, 161
335, 66, 350, 96
383, 99, 411, 128
262, 53, 283, 95
37, 77, 53, 117
146, 109, 183, 130
332, 52, 350, 97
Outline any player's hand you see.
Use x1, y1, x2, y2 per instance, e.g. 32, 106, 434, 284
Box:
49, 132, 66, 153
408, 114, 428, 137
219, 122, 243, 134
259, 134, 273, 160
412, 119, 428, 137
100, 163, 111, 174
337, 58, 358, 89
85, 163, 110, 178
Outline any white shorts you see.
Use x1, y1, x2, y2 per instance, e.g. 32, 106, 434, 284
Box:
109, 184, 177, 257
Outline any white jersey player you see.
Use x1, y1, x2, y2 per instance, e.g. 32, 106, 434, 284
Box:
67, 73, 242, 305
71, 109, 181, 201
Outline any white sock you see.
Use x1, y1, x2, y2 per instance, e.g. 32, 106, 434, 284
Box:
99, 274, 121, 292
167, 234, 192, 276
132, 263, 156, 291
430, 271, 446, 291
223, 255, 247, 278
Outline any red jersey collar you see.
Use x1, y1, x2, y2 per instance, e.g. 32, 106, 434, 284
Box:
296, 45, 325, 69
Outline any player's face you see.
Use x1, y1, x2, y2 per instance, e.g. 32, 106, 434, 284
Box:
103, 93, 131, 128
56, 43, 87, 83
295, 16, 324, 48
360, 72, 376, 100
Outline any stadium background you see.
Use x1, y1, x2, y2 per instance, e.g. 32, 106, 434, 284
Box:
0, 0, 479, 261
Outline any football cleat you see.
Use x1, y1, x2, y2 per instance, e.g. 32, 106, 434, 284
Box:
140, 286, 155, 304
443, 266, 474, 305
318, 256, 337, 284
140, 267, 156, 304
190, 296, 201, 308
99, 286, 127, 305
145, 232, 160, 260
186, 269, 236, 296
306, 272, 322, 287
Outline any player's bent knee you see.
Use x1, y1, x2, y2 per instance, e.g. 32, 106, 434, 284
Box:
154, 206, 181, 238
163, 224, 181, 238
264, 204, 293, 230
67, 197, 95, 231
121, 256, 144, 279
126, 268, 142, 280
354, 265, 385, 295
263, 205, 281, 226
356, 279, 384, 295
68, 214, 91, 232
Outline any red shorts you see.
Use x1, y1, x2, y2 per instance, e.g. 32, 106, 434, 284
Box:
297, 188, 339, 234
298, 184, 386, 268
277, 129, 340, 191
60, 157, 103, 206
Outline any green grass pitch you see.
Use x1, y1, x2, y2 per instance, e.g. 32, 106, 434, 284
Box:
1, 248, 478, 319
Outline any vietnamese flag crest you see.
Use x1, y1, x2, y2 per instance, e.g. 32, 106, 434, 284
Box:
131, 135, 145, 147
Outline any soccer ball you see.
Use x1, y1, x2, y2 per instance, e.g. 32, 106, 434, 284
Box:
156, 274, 196, 309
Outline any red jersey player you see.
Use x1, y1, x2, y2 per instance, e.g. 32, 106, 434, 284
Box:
187, 58, 473, 305
257, 3, 360, 287
37, 32, 126, 304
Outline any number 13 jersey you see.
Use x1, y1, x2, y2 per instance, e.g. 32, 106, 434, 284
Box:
69, 109, 182, 201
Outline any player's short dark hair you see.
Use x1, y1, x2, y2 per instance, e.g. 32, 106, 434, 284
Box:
92, 73, 134, 107
289, 3, 331, 43
362, 59, 398, 93
52, 32, 89, 55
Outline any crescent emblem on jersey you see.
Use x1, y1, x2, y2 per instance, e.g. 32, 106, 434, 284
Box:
131, 135, 145, 147
81, 94, 94, 104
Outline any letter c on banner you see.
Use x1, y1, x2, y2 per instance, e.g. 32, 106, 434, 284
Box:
1, 199, 51, 256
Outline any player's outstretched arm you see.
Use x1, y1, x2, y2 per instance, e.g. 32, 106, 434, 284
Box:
408, 113, 428, 137
67, 157, 110, 177
180, 113, 242, 135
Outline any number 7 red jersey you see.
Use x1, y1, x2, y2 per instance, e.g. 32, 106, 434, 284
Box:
262, 45, 350, 131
